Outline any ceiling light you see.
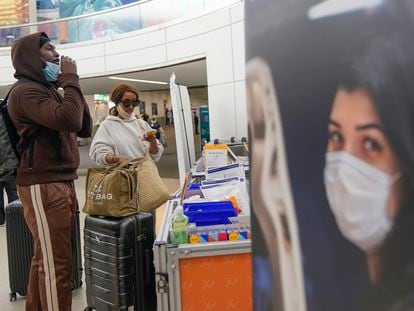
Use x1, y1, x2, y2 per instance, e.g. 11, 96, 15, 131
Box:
108, 76, 168, 85
308, 0, 382, 20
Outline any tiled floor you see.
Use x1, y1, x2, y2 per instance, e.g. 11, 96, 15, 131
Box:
0, 175, 180, 310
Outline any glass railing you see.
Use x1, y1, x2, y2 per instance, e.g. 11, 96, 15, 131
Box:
0, 0, 239, 48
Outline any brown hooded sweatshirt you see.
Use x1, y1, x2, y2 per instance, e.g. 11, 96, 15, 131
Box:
8, 32, 92, 186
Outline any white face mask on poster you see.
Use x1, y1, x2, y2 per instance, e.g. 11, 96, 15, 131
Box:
324, 151, 400, 253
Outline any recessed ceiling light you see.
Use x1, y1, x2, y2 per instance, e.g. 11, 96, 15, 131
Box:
108, 76, 168, 85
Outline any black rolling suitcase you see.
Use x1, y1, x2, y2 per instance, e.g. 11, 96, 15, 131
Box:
5, 200, 83, 301
83, 213, 156, 311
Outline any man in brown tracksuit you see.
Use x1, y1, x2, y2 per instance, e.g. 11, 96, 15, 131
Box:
8, 32, 91, 311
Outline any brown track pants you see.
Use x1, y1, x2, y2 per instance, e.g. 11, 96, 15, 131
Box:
17, 182, 76, 311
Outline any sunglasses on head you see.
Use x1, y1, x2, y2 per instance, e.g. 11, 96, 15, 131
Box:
120, 99, 140, 108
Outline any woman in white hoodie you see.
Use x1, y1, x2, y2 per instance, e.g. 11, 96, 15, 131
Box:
89, 83, 164, 166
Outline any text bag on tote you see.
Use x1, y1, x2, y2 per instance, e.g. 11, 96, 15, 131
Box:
83, 160, 138, 217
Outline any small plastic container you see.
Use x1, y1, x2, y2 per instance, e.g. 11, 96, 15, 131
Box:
188, 223, 199, 244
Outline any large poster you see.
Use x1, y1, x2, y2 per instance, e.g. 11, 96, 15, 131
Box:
37, 0, 59, 21
58, 0, 141, 42
0, 0, 29, 46
37, 0, 60, 42
59, 0, 123, 18
37, 0, 140, 20
246, 0, 414, 310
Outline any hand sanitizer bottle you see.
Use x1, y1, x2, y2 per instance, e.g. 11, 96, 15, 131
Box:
172, 205, 189, 245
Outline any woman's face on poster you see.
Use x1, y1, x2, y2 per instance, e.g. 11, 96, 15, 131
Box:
328, 88, 397, 174
327, 88, 402, 220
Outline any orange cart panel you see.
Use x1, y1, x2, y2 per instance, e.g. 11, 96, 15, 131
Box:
179, 253, 252, 311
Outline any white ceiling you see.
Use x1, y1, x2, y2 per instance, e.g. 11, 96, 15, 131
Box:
0, 58, 207, 97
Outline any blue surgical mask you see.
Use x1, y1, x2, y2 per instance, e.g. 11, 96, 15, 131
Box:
41, 59, 60, 82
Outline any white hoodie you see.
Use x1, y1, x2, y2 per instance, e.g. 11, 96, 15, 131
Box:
89, 115, 164, 166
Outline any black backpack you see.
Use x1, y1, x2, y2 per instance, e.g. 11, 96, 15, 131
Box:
0, 90, 20, 161
0, 79, 37, 176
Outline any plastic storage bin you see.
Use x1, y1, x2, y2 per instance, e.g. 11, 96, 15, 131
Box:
183, 183, 204, 199
183, 201, 237, 226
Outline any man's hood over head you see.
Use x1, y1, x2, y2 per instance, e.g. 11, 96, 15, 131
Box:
12, 32, 49, 85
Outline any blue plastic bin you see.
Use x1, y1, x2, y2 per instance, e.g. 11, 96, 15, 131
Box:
187, 184, 201, 190
184, 183, 204, 199
183, 201, 237, 226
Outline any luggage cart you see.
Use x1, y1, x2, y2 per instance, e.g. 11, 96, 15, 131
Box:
154, 199, 253, 311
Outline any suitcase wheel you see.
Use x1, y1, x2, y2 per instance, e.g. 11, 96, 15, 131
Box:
9, 292, 17, 302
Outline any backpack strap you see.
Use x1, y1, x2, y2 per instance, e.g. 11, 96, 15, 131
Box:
2, 78, 38, 107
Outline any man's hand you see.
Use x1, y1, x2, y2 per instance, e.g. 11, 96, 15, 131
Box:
60, 55, 77, 75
